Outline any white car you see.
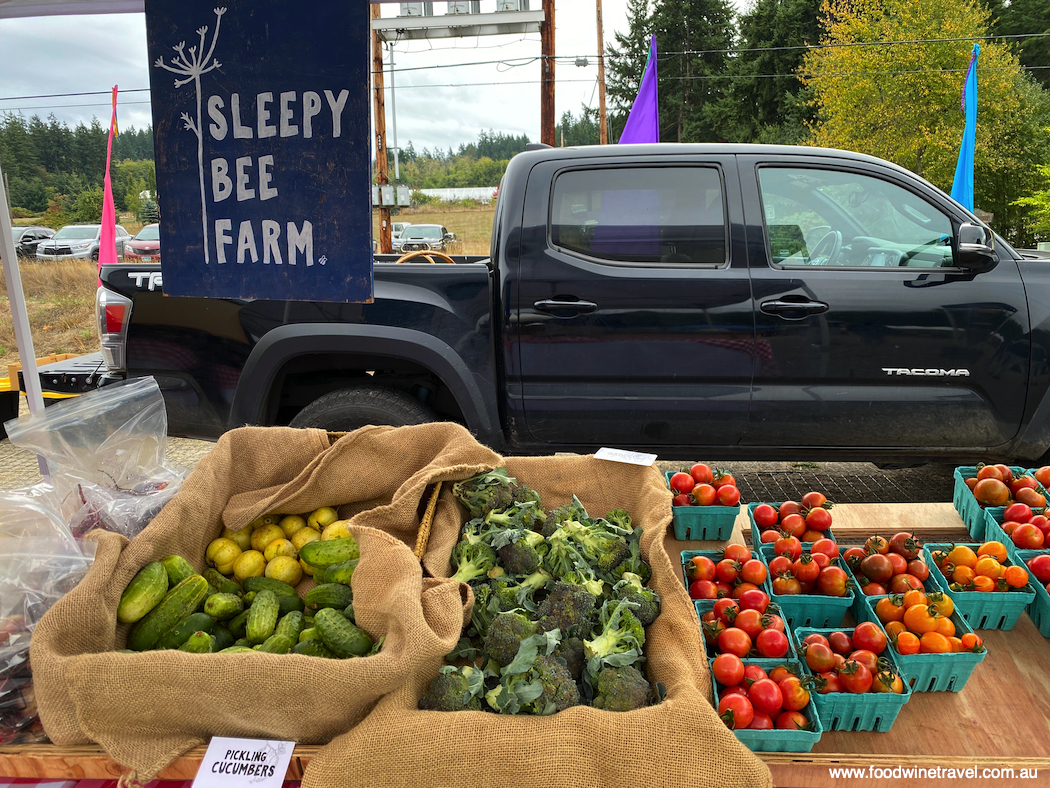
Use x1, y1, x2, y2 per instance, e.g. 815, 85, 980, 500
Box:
391, 221, 412, 252
36, 224, 131, 261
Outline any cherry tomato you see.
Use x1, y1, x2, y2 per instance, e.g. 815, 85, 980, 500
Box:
715, 558, 741, 584
1027, 554, 1050, 584
993, 463, 1015, 483
793, 554, 820, 584
740, 559, 768, 586
752, 504, 779, 529
927, 590, 954, 618
760, 528, 781, 544
779, 500, 802, 518
778, 676, 810, 711
887, 573, 925, 594
756, 628, 789, 658
894, 631, 920, 655
768, 555, 794, 576
800, 529, 826, 543
817, 565, 849, 597
839, 659, 873, 693
976, 464, 1004, 481
871, 669, 905, 694
802, 632, 830, 648
901, 588, 928, 609
774, 535, 803, 561
1012, 523, 1045, 550
1003, 565, 1029, 588
888, 531, 921, 560
689, 463, 714, 485
748, 678, 784, 717
713, 598, 740, 625
1017, 487, 1047, 508
919, 632, 952, 654
772, 574, 802, 595
781, 513, 807, 539
907, 558, 930, 582
842, 547, 867, 571
814, 671, 843, 694
865, 535, 889, 555
810, 538, 839, 559
724, 543, 751, 563
713, 471, 736, 490
852, 621, 887, 655
692, 483, 717, 506
742, 664, 768, 688
717, 627, 752, 658
961, 632, 984, 652
800, 491, 828, 510
711, 652, 745, 686
768, 664, 798, 684
804, 642, 836, 673
688, 580, 719, 600
824, 630, 850, 655
874, 596, 905, 623
747, 711, 775, 730
702, 618, 726, 644
733, 608, 765, 640
903, 604, 940, 634
714, 580, 734, 598
860, 553, 893, 583
1035, 465, 1050, 488
810, 552, 831, 569
805, 507, 833, 532
859, 579, 887, 596
718, 693, 754, 729
1030, 515, 1050, 536
687, 555, 717, 582
669, 472, 695, 495
719, 684, 748, 700
737, 588, 770, 614
731, 581, 760, 600
762, 613, 786, 634
672, 493, 694, 507
885, 552, 908, 576
1002, 502, 1033, 523
717, 485, 742, 506
973, 478, 1010, 506
775, 710, 810, 730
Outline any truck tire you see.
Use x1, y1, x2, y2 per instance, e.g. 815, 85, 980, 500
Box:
288, 384, 436, 432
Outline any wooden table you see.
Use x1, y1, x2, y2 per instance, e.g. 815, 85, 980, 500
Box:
2, 503, 1048, 787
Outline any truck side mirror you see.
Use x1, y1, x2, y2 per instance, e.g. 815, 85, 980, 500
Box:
957, 223, 997, 272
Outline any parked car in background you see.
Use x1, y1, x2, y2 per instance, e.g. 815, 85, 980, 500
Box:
398, 224, 454, 253
391, 221, 412, 251
7, 226, 56, 259
35, 224, 131, 261
123, 223, 161, 262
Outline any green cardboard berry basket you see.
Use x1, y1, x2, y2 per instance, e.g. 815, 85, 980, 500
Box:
680, 548, 762, 590
951, 465, 1032, 541
923, 543, 1036, 630
1016, 549, 1050, 638
746, 502, 835, 546
757, 544, 854, 628
791, 625, 912, 732
858, 594, 986, 692
693, 598, 798, 669
664, 471, 739, 540
710, 659, 823, 753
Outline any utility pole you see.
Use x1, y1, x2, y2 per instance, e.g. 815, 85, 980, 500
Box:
541, 0, 555, 146
596, 0, 608, 144
371, 3, 392, 254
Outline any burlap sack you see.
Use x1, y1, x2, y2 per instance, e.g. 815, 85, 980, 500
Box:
303, 455, 774, 788
31, 422, 501, 781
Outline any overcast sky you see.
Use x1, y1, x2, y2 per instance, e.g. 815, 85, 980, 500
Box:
0, 1, 683, 155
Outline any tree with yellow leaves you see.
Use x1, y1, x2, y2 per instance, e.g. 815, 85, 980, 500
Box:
802, 0, 1050, 245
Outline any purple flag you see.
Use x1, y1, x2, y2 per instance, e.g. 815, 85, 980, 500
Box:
619, 35, 659, 144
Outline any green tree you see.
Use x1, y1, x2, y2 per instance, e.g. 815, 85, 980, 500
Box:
558, 106, 601, 146
0, 113, 38, 180
988, 0, 1050, 92
803, 0, 1050, 244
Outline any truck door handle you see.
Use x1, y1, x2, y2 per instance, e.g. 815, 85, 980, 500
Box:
534, 298, 599, 315
760, 299, 829, 318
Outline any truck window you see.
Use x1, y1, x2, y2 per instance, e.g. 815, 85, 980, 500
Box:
758, 167, 955, 269
550, 166, 727, 265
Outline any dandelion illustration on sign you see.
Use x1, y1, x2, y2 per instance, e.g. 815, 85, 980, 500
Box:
154, 6, 227, 264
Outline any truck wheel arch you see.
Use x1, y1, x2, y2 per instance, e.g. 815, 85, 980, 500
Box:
229, 324, 501, 442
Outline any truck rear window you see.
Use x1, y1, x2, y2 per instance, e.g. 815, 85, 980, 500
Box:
550, 166, 727, 265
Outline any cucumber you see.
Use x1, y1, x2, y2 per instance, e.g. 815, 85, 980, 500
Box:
204, 592, 245, 621
218, 646, 257, 654
343, 603, 356, 622
203, 568, 242, 596
304, 583, 353, 612
127, 574, 210, 652
227, 609, 250, 640
117, 562, 169, 625
277, 594, 305, 615
246, 590, 280, 644
160, 555, 198, 588
323, 559, 358, 586
298, 627, 320, 643
155, 612, 216, 650
292, 639, 337, 658
232, 638, 251, 648
299, 536, 359, 570
314, 607, 373, 658
211, 624, 235, 652
256, 633, 295, 654
179, 630, 213, 653
274, 611, 305, 642
243, 576, 300, 598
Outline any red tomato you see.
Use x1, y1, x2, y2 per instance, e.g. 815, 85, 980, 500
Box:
973, 478, 1011, 506
717, 485, 741, 506
804, 642, 836, 673
800, 529, 826, 543
731, 582, 760, 600
713, 598, 740, 625
752, 504, 779, 529
1030, 515, 1050, 536
1012, 523, 1046, 550
724, 543, 751, 563
714, 580, 734, 598
805, 507, 833, 532
800, 491, 828, 510
669, 472, 695, 495
779, 500, 802, 518
775, 710, 810, 730
689, 463, 714, 485
1015, 486, 1045, 509
860, 553, 894, 583
760, 528, 781, 544
733, 608, 765, 640
839, 660, 873, 694
748, 678, 784, 717
885, 552, 908, 576
778, 676, 810, 711
815, 671, 843, 694
774, 535, 803, 561
747, 711, 775, 730
842, 547, 868, 571
688, 580, 719, 600
888, 531, 921, 560
793, 555, 820, 584
1010, 476, 1039, 496
976, 465, 1004, 481
828, 630, 853, 655
802, 632, 830, 649
768, 664, 797, 684
756, 628, 789, 658
713, 471, 736, 490
1003, 502, 1034, 523
993, 463, 1015, 484
740, 559, 768, 586
742, 664, 768, 688
811, 552, 831, 569
781, 513, 808, 539
719, 685, 748, 700
702, 618, 726, 644
848, 648, 879, 675
768, 555, 794, 576
762, 613, 786, 634
810, 538, 840, 559
1027, 554, 1050, 584
672, 493, 694, 507
771, 575, 802, 595
687, 555, 717, 583
860, 581, 887, 596
715, 558, 741, 584
717, 627, 752, 658
907, 558, 930, 582
711, 652, 745, 686
737, 588, 770, 614
692, 483, 717, 506
817, 566, 849, 597
718, 693, 754, 729
887, 572, 924, 594
865, 535, 890, 555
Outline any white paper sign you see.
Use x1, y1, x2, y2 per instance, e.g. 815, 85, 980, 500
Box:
193, 737, 295, 788
593, 447, 658, 466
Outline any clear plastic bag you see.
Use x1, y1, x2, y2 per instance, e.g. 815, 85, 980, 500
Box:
4, 377, 185, 534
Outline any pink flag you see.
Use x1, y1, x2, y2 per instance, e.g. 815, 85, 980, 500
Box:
99, 85, 119, 278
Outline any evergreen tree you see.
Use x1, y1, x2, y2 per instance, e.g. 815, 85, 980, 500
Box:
0, 113, 38, 180
989, 0, 1050, 91
558, 107, 601, 146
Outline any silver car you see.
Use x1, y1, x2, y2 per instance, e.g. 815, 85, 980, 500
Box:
398, 224, 454, 253
36, 224, 131, 261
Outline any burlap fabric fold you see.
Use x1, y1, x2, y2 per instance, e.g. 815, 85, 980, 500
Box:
31, 423, 500, 781
302, 455, 774, 788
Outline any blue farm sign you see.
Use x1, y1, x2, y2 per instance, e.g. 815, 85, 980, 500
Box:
145, 1, 373, 302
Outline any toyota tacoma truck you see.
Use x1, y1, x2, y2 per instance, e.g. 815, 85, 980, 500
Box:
34, 143, 1050, 464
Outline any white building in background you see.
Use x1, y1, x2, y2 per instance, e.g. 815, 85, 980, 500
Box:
416, 187, 499, 203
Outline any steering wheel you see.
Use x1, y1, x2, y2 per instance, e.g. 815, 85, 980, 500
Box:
394, 249, 457, 264
809, 230, 843, 266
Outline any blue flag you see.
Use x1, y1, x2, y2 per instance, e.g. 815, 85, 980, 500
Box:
619, 35, 659, 144
950, 44, 979, 211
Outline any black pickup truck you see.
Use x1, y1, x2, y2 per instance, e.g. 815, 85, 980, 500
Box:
36, 143, 1050, 464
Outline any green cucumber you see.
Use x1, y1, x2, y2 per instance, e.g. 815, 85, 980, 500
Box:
277, 594, 305, 615
155, 612, 216, 650
314, 607, 373, 658
117, 562, 169, 625
292, 639, 337, 658
160, 555, 198, 587
256, 633, 295, 654
299, 537, 359, 570
211, 624, 235, 652
204, 592, 245, 621
218, 646, 257, 654
243, 576, 300, 598
127, 574, 210, 652
203, 568, 242, 596
274, 611, 305, 642
179, 630, 213, 653
245, 590, 280, 644
304, 583, 353, 612
323, 559, 358, 586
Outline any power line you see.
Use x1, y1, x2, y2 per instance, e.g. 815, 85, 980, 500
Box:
0, 100, 153, 113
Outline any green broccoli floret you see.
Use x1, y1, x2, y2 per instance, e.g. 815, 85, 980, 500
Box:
553, 635, 586, 680
612, 572, 661, 626
591, 664, 653, 712
484, 632, 579, 715
541, 495, 590, 537
608, 527, 652, 585
452, 467, 518, 518
450, 540, 498, 584
468, 581, 499, 638
603, 509, 633, 534
511, 484, 543, 509
483, 610, 538, 667
543, 529, 604, 594
418, 664, 486, 711
536, 581, 598, 638
494, 529, 548, 575
486, 501, 547, 531
492, 567, 553, 613
558, 519, 628, 563
583, 598, 646, 677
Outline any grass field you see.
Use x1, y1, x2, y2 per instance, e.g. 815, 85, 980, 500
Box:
373, 205, 495, 255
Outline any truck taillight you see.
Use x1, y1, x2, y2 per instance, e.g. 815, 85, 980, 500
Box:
95, 286, 133, 372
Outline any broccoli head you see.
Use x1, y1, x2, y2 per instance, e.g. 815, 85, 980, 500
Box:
536, 581, 598, 638
557, 519, 629, 564
491, 568, 554, 613
603, 509, 633, 534
486, 500, 547, 531
450, 540, 498, 584
511, 484, 543, 509
543, 529, 605, 596
468, 581, 499, 639
613, 572, 661, 626
552, 635, 586, 680
541, 495, 590, 538
418, 664, 486, 711
609, 526, 652, 585
452, 467, 518, 518
583, 598, 646, 676
483, 610, 539, 667
591, 664, 653, 712
484, 632, 579, 715
494, 529, 548, 575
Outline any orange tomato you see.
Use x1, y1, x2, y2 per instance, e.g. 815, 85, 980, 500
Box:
927, 590, 955, 618
934, 616, 956, 637
874, 596, 905, 624
961, 632, 984, 652
903, 603, 940, 634
977, 541, 1008, 563
902, 589, 928, 609
946, 545, 978, 569
895, 631, 921, 655
884, 620, 908, 639
974, 555, 1003, 579
1002, 565, 1030, 589
929, 549, 951, 572
972, 575, 996, 592
952, 565, 976, 585
919, 632, 952, 653
948, 636, 964, 653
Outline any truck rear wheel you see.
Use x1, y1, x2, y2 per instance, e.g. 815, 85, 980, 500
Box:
288, 384, 436, 432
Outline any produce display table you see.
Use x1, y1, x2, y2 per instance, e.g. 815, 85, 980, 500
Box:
2, 503, 1049, 787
